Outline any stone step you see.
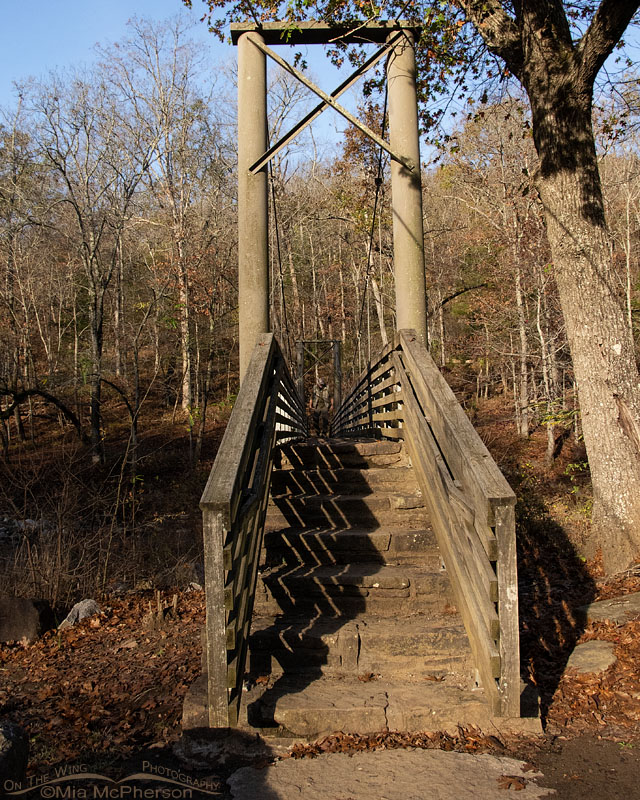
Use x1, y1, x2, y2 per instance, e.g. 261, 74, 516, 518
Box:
262, 527, 439, 567
277, 440, 406, 471
254, 563, 454, 617
243, 676, 491, 737
248, 614, 473, 680
270, 466, 416, 496
265, 494, 426, 530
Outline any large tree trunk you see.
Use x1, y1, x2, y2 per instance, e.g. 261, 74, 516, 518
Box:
529, 84, 640, 571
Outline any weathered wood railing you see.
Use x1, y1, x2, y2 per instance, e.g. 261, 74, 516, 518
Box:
333, 329, 519, 717
200, 334, 306, 726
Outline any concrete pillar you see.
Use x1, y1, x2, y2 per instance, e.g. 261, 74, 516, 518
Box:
387, 31, 428, 346
238, 32, 269, 381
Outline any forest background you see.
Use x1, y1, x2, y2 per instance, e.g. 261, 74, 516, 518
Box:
1, 6, 639, 607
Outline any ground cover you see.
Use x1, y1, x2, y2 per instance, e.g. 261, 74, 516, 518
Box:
0, 394, 639, 797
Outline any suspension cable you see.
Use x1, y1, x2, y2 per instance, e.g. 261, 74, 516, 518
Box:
268, 160, 293, 365
349, 84, 389, 384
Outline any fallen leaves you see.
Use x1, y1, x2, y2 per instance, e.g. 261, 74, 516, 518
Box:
546, 618, 640, 738
286, 727, 507, 760
0, 589, 205, 771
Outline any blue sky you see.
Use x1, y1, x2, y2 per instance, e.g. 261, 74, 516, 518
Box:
0, 1, 220, 103
0, 1, 355, 131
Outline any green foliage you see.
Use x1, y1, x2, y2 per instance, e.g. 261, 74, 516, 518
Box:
535, 401, 579, 430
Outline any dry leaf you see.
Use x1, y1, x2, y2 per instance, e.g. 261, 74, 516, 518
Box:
498, 775, 527, 791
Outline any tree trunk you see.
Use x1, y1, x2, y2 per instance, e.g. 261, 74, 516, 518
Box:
530, 85, 640, 571
114, 235, 124, 378
371, 275, 388, 348
178, 243, 192, 412
89, 286, 105, 464
515, 266, 529, 438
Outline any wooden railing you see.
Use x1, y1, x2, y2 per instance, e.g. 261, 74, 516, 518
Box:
331, 339, 402, 440
333, 329, 519, 717
200, 334, 306, 726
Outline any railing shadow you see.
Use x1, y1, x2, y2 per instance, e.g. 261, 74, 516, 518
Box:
246, 438, 392, 731
515, 484, 596, 723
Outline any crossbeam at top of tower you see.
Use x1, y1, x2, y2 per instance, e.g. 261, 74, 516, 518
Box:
230, 20, 421, 45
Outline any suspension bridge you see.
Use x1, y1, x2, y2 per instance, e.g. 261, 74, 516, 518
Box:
183, 20, 537, 740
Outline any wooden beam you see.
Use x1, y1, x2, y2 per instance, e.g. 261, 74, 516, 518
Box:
230, 20, 421, 45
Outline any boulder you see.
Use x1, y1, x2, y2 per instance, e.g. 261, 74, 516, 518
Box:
567, 641, 617, 674
58, 599, 101, 630
0, 721, 29, 783
0, 598, 54, 644
580, 592, 640, 625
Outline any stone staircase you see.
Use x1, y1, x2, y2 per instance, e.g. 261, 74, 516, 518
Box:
238, 438, 498, 739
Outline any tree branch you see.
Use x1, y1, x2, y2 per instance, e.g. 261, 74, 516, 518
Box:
428, 283, 487, 317
459, 0, 524, 78
0, 389, 89, 445
519, 0, 573, 47
577, 0, 640, 88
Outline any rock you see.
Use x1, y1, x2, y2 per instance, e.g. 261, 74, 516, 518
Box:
0, 721, 29, 783
228, 749, 555, 799
580, 592, 640, 625
174, 728, 272, 771
58, 599, 101, 630
0, 598, 55, 643
182, 675, 209, 731
389, 492, 424, 510
109, 581, 131, 596
175, 560, 204, 588
567, 641, 617, 674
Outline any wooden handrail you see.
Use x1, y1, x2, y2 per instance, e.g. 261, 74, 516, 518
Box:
200, 334, 306, 726
332, 329, 520, 717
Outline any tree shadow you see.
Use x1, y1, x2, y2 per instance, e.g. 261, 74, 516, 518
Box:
12, 731, 283, 800
515, 484, 597, 723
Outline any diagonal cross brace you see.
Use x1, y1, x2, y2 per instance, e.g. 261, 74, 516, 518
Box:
249, 32, 403, 174
245, 33, 413, 173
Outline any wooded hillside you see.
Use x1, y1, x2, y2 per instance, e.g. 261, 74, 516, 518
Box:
1, 12, 639, 600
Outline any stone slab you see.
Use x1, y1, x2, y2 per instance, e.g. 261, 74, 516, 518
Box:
389, 492, 424, 510
580, 592, 640, 625
228, 748, 555, 799
267, 679, 389, 736
566, 640, 617, 674
385, 684, 490, 732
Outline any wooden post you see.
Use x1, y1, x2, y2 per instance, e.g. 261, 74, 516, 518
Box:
238, 32, 269, 381
387, 32, 428, 346
494, 501, 520, 716
202, 508, 230, 727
